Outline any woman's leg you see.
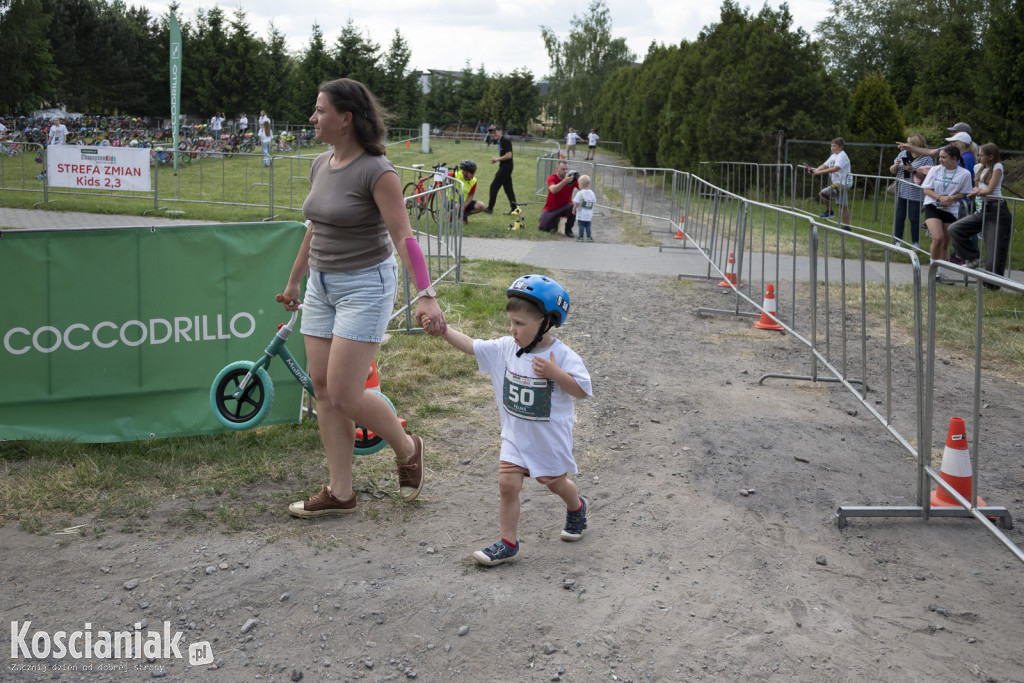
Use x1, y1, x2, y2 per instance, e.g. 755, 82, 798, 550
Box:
325, 337, 417, 466
908, 200, 921, 245
304, 335, 357, 500
926, 216, 954, 270
893, 196, 907, 242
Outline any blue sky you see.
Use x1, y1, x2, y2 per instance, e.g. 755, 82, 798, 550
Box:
135, 0, 834, 79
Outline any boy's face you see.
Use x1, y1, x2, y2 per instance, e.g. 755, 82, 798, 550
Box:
508, 309, 545, 350
830, 141, 842, 154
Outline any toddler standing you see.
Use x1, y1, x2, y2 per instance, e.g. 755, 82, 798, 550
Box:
573, 175, 596, 242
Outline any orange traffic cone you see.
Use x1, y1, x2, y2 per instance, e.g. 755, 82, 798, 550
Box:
364, 359, 380, 391
930, 417, 987, 507
718, 252, 740, 288
673, 216, 687, 240
754, 284, 785, 331
406, 139, 410, 149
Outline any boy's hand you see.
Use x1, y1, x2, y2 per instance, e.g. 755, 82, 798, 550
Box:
532, 351, 561, 378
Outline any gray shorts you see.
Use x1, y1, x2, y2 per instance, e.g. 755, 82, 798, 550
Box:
300, 257, 398, 342
820, 184, 849, 207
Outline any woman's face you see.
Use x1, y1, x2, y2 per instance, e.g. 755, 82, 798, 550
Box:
309, 92, 349, 144
938, 151, 958, 169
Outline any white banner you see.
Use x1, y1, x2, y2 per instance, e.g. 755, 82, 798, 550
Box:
47, 145, 152, 192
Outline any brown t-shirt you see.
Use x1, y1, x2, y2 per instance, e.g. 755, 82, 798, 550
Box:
302, 151, 396, 273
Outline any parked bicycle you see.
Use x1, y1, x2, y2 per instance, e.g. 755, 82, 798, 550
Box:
403, 162, 449, 221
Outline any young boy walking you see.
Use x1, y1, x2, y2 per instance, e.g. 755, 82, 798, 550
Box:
425, 275, 592, 566
573, 175, 597, 242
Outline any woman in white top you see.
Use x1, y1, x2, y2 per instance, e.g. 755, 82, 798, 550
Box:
258, 120, 273, 166
920, 144, 974, 277
948, 143, 1014, 281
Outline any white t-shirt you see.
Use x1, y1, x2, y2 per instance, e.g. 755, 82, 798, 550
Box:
258, 114, 270, 128
259, 128, 274, 146
974, 162, 1004, 199
48, 123, 68, 145
474, 336, 592, 477
921, 165, 973, 218
587, 132, 599, 146
574, 188, 597, 222
238, 116, 248, 130
826, 150, 851, 187
0, 122, 7, 136
566, 131, 578, 146
210, 116, 223, 132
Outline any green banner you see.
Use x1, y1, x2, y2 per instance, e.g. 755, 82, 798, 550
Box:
169, 12, 182, 173
0, 222, 308, 442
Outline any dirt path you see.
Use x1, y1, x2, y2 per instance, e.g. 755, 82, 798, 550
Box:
3, 212, 1024, 682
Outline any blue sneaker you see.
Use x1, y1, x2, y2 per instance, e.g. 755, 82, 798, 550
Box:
473, 539, 519, 566
560, 497, 588, 541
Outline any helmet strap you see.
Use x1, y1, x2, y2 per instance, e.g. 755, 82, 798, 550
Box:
515, 315, 554, 357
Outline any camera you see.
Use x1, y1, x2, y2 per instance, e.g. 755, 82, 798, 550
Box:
568, 170, 580, 181
899, 151, 914, 177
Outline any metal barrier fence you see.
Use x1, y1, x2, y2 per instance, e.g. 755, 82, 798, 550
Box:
566, 156, 1021, 563
698, 161, 1021, 278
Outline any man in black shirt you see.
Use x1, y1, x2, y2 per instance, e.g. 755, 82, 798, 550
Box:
484, 126, 518, 214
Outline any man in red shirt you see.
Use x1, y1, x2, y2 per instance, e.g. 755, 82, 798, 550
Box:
538, 160, 579, 237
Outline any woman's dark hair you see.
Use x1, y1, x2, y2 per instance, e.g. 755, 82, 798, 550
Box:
940, 145, 962, 163
318, 78, 390, 156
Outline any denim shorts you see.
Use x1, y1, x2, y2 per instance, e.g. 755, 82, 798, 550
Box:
300, 257, 398, 343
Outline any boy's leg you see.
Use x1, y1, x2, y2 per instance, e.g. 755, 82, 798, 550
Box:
498, 469, 525, 543
543, 474, 580, 509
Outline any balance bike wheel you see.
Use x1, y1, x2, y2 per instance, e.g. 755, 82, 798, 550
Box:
210, 361, 275, 430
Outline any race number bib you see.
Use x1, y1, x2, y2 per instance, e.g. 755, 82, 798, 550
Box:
503, 369, 553, 421
580, 197, 595, 210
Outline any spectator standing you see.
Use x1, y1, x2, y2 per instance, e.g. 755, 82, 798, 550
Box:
889, 134, 934, 249
807, 137, 852, 227
565, 128, 578, 159
259, 110, 270, 129
425, 274, 592, 566
948, 143, 1014, 286
238, 113, 248, 133
920, 145, 974, 281
47, 118, 68, 146
258, 119, 273, 167
210, 112, 224, 139
538, 160, 579, 238
585, 129, 599, 160
573, 174, 596, 242
484, 126, 518, 214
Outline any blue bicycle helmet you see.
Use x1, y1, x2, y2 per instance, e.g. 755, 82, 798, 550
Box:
507, 274, 570, 356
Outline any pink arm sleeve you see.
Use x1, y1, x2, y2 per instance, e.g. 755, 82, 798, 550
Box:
404, 237, 431, 289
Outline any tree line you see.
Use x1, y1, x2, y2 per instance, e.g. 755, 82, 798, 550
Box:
0, 0, 542, 131
573, 0, 1024, 169
3, 0, 1021, 167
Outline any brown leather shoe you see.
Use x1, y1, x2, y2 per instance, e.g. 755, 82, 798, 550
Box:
397, 434, 424, 502
288, 485, 357, 518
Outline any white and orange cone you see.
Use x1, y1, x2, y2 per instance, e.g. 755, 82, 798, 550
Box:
754, 284, 785, 331
718, 252, 740, 288
930, 417, 987, 508
364, 359, 380, 391
673, 216, 687, 240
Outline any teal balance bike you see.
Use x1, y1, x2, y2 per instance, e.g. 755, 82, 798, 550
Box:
209, 296, 402, 455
